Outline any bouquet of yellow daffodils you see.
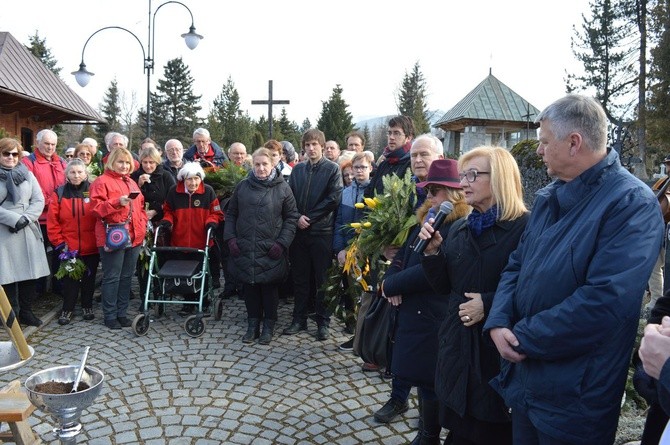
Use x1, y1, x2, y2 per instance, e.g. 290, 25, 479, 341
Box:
350, 170, 417, 272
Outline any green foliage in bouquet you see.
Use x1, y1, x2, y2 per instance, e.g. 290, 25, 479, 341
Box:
203, 163, 248, 200
356, 170, 417, 269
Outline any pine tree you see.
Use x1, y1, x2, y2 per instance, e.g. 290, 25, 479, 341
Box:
301, 118, 312, 133
205, 77, 257, 149
569, 0, 649, 176
647, 0, 670, 161
96, 79, 123, 152
397, 61, 430, 134
568, 0, 638, 120
278, 108, 301, 149
316, 84, 355, 148
26, 32, 61, 76
146, 57, 202, 143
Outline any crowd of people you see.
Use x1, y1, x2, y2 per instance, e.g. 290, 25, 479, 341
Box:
3, 93, 670, 444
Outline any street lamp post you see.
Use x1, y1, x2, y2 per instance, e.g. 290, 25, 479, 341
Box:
72, 0, 203, 138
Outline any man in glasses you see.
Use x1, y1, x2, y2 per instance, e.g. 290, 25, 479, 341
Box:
184, 128, 228, 168
371, 133, 444, 424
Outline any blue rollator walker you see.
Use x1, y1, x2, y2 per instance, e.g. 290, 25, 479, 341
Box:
132, 226, 221, 337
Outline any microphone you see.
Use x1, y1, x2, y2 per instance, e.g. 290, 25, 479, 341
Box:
413, 201, 454, 254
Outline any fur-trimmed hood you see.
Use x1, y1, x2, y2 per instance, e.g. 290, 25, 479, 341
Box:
415, 198, 471, 225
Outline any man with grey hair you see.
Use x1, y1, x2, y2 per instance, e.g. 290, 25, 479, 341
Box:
102, 132, 139, 169
184, 128, 228, 167
23, 129, 67, 307
484, 94, 664, 444
227, 142, 247, 167
324, 140, 341, 162
370, 133, 444, 424
162, 139, 186, 179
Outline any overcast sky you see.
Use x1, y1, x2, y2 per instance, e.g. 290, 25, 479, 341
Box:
1, 0, 588, 124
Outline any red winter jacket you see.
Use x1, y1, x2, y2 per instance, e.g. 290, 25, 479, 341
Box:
162, 181, 223, 249
47, 181, 98, 256
22, 150, 67, 225
89, 170, 148, 248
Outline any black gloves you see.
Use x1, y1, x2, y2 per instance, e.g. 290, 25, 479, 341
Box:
205, 222, 217, 235
9, 216, 29, 233
227, 238, 241, 257
268, 242, 283, 260
158, 220, 172, 231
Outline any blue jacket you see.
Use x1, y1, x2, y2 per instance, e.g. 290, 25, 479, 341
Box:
484, 149, 664, 445
333, 179, 369, 253
184, 141, 228, 167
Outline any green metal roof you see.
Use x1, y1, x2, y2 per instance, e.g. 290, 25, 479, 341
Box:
435, 72, 540, 128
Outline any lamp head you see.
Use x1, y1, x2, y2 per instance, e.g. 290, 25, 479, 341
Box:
182, 26, 203, 50
72, 63, 95, 87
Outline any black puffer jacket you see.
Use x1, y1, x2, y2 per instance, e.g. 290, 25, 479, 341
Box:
130, 165, 175, 223
224, 171, 299, 285
289, 157, 342, 235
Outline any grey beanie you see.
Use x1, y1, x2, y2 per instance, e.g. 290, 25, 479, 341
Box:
281, 141, 296, 163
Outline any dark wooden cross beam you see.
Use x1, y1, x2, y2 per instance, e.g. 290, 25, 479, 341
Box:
522, 103, 535, 140
251, 80, 290, 139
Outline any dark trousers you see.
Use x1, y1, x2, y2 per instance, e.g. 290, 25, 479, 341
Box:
289, 232, 333, 326
39, 224, 61, 294
4, 279, 37, 314
243, 283, 279, 321
641, 401, 668, 445
390, 376, 412, 403
61, 254, 99, 312
664, 223, 670, 294
512, 410, 574, 445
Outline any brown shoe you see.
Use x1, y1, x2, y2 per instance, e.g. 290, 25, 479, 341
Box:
361, 362, 380, 372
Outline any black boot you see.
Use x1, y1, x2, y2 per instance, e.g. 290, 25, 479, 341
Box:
411, 397, 440, 445
18, 293, 42, 327
410, 394, 424, 445
242, 318, 260, 344
258, 319, 275, 345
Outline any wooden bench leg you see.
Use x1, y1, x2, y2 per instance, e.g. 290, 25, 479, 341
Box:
7, 421, 40, 445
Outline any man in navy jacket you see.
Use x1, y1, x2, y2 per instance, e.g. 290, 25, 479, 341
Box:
485, 94, 664, 445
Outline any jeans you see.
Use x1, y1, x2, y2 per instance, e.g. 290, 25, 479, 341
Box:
99, 246, 140, 321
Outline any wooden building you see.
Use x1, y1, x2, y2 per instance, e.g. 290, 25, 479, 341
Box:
435, 71, 540, 155
0, 32, 103, 150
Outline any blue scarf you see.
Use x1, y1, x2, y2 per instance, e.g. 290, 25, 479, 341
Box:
467, 205, 498, 237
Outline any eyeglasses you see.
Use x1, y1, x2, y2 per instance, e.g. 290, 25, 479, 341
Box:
425, 185, 447, 195
65, 154, 74, 159
78, 152, 92, 157
352, 165, 369, 170
387, 130, 405, 137
459, 170, 490, 183
1, 151, 19, 158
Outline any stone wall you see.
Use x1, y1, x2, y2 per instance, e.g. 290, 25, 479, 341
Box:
510, 139, 551, 209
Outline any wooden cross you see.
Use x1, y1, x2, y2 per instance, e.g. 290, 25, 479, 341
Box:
252, 80, 290, 139
522, 103, 535, 140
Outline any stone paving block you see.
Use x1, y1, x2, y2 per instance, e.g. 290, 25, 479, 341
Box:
13, 293, 425, 444
139, 426, 164, 440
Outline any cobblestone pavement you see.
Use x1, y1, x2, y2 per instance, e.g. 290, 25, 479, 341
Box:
1, 280, 430, 445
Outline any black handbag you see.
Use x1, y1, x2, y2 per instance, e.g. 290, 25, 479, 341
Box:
358, 291, 397, 368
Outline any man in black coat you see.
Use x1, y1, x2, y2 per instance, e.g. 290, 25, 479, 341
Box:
282, 128, 343, 341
